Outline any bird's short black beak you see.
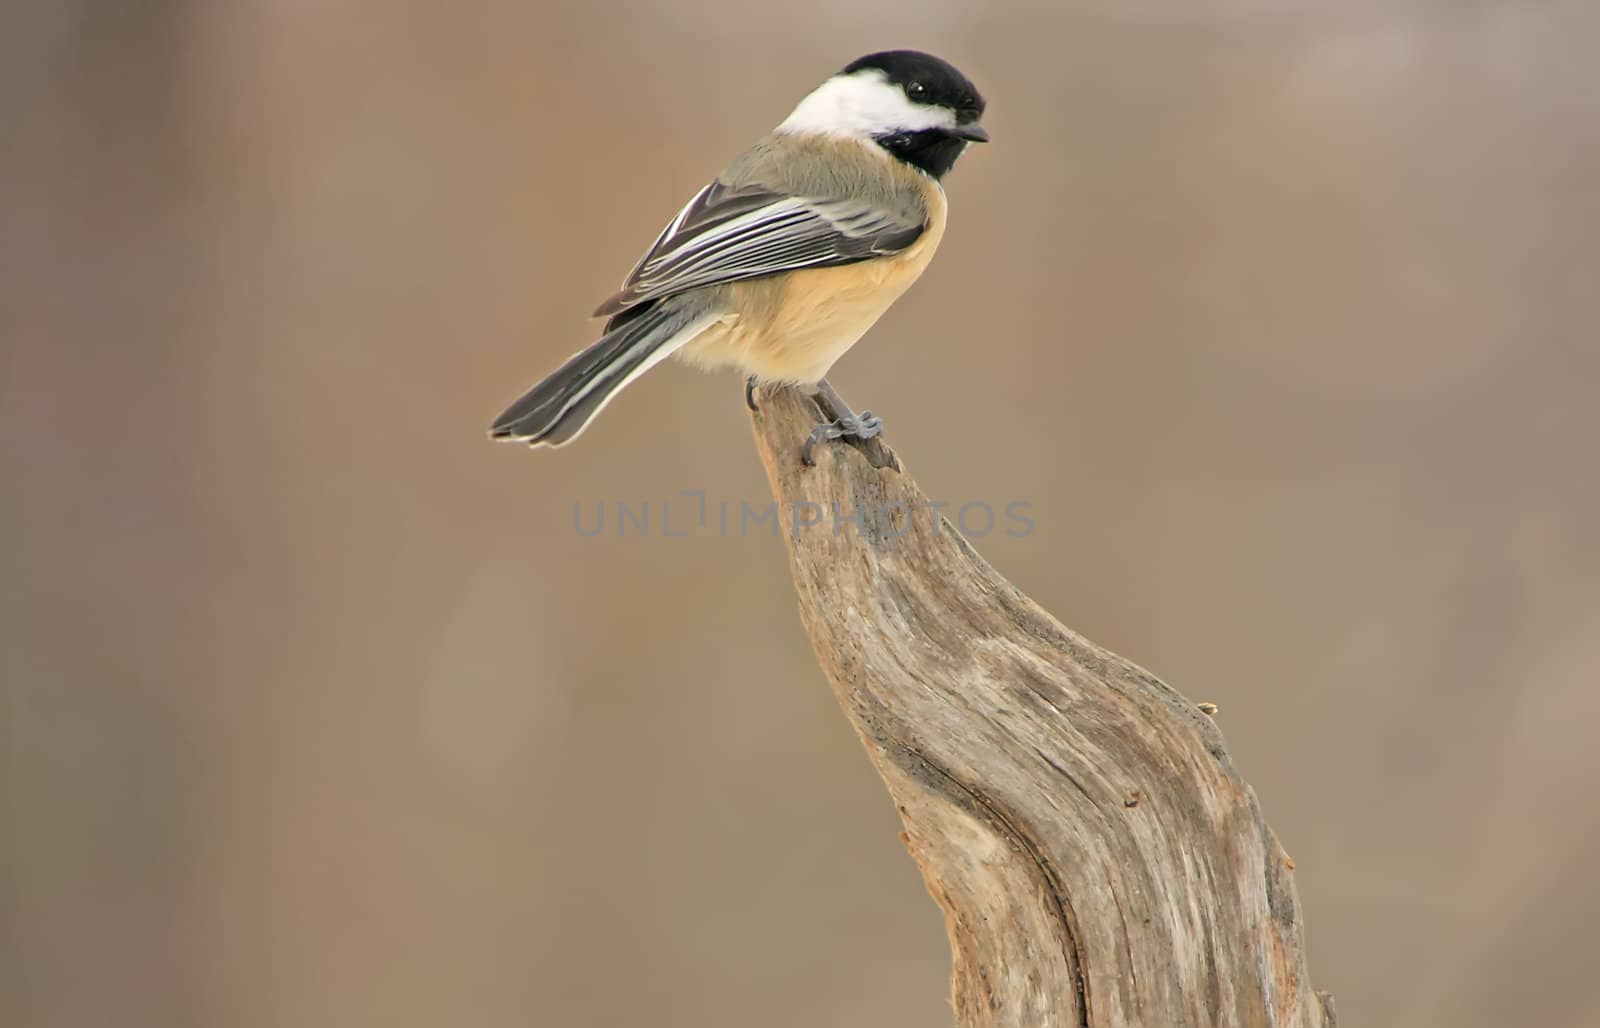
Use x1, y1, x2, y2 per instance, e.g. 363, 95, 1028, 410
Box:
954, 123, 990, 143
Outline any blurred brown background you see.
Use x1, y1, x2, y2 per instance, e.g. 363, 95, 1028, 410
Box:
4, 2, 1598, 1025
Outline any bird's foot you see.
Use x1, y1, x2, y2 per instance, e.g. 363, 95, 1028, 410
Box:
802, 411, 883, 466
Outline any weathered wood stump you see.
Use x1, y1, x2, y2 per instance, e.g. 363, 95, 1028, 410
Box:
750, 384, 1335, 1028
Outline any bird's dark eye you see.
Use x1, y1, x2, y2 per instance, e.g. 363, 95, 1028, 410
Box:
906, 81, 927, 100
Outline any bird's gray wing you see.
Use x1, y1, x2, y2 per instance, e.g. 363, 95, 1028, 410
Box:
594, 181, 926, 319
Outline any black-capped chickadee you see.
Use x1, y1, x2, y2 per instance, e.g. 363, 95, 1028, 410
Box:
489, 50, 988, 463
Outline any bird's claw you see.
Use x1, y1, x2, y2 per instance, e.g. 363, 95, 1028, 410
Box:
745, 375, 759, 412
801, 411, 883, 466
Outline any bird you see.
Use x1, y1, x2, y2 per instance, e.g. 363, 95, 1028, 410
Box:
488, 49, 988, 464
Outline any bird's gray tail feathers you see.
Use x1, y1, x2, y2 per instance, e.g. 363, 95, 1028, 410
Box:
489, 300, 712, 448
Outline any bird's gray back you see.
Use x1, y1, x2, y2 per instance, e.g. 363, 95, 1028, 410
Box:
720, 134, 930, 225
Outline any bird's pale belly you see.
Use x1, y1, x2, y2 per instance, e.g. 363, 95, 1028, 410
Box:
675, 186, 947, 385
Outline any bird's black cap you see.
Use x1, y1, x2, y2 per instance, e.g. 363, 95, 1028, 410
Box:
842, 50, 985, 122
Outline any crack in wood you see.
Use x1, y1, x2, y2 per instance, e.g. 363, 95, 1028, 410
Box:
880, 735, 1092, 1028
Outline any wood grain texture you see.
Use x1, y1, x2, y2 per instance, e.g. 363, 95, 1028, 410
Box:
749, 384, 1336, 1028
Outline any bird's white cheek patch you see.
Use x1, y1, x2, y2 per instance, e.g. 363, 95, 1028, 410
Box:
777, 71, 956, 140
